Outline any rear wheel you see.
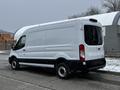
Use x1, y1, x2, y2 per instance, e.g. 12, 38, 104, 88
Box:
56, 63, 70, 79
11, 58, 20, 70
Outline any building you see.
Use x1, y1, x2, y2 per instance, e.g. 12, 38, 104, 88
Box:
0, 30, 14, 50
79, 11, 120, 56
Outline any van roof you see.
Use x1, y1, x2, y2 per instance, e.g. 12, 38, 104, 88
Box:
14, 18, 98, 40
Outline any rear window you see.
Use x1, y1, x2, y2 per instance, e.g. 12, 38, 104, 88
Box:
84, 25, 102, 45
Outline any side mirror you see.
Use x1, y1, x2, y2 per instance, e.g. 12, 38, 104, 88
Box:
11, 46, 14, 49
11, 44, 14, 50
11, 40, 16, 50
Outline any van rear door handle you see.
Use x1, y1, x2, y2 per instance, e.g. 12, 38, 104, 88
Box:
98, 48, 101, 50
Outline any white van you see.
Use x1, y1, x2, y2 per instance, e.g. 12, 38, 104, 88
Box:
9, 18, 106, 79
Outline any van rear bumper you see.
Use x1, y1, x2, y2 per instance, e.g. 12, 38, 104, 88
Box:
68, 58, 106, 71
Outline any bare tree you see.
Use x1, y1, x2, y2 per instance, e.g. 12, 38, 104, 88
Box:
80, 7, 101, 16
103, 0, 120, 12
68, 7, 101, 19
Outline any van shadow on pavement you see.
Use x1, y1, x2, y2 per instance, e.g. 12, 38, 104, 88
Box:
10, 65, 120, 86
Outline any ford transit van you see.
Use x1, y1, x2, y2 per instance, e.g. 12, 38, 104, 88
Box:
9, 18, 106, 79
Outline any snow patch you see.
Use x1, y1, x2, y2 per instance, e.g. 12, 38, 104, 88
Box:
0, 51, 6, 54
100, 58, 120, 73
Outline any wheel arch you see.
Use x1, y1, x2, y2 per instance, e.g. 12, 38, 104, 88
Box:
9, 56, 17, 64
55, 57, 69, 69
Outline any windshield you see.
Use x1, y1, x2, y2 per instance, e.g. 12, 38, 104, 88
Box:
84, 25, 102, 45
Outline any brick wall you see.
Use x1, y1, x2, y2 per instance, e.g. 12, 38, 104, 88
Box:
0, 33, 14, 50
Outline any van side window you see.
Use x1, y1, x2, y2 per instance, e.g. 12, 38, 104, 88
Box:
13, 35, 26, 50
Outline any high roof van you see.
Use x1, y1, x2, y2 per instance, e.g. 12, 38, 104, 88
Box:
9, 18, 106, 79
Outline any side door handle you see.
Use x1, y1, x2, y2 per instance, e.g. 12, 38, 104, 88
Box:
23, 49, 26, 51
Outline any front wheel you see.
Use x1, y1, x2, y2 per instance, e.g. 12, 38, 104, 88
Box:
11, 58, 20, 70
56, 63, 70, 79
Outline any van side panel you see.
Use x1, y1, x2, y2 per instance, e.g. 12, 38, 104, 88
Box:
24, 25, 80, 61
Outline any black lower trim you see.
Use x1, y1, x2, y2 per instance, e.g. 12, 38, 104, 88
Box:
17, 58, 56, 64
9, 57, 106, 71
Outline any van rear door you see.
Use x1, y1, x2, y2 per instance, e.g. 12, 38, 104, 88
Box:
84, 25, 104, 61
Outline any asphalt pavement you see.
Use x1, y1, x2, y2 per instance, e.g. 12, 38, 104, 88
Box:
0, 54, 120, 90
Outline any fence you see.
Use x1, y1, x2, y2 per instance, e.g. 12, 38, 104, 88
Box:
0, 41, 13, 50
105, 50, 120, 57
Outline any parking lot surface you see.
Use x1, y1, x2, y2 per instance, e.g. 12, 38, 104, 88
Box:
0, 54, 120, 90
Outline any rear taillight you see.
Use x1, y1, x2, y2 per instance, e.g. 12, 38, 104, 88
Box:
79, 44, 85, 62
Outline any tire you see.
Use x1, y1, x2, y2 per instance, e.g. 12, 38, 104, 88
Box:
11, 58, 20, 70
56, 63, 70, 79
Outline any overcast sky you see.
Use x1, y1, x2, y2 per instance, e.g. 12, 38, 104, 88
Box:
0, 0, 103, 32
